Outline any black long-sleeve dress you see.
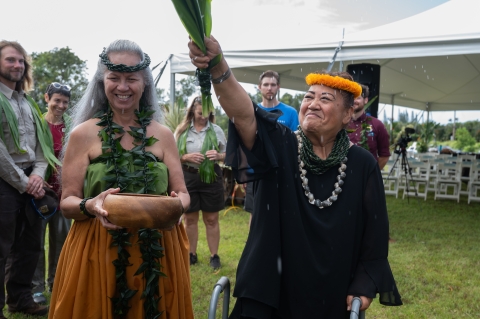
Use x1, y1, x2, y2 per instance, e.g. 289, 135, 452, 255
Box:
226, 103, 402, 319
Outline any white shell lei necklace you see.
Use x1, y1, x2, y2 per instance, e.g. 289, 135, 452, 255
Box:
295, 130, 348, 209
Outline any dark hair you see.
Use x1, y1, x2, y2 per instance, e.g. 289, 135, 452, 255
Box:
174, 96, 216, 139
327, 71, 355, 109
45, 83, 71, 99
258, 70, 280, 86
360, 84, 369, 98
0, 40, 33, 92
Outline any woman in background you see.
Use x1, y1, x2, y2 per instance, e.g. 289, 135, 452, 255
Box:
32, 83, 72, 304
175, 96, 226, 270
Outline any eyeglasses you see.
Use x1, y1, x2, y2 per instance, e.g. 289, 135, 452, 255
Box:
46, 82, 71, 93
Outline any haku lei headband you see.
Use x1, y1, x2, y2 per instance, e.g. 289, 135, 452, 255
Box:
305, 73, 362, 99
99, 48, 151, 72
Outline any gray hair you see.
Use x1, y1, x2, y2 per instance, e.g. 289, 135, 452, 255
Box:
61, 39, 162, 161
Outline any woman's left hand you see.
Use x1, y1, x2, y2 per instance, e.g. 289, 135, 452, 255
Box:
170, 191, 188, 225
205, 150, 223, 161
346, 295, 373, 312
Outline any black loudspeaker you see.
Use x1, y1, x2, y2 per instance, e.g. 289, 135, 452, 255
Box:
346, 63, 381, 118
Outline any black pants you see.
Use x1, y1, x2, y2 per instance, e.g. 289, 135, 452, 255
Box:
0, 171, 43, 310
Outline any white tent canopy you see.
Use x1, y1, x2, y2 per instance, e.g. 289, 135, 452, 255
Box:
170, 0, 480, 113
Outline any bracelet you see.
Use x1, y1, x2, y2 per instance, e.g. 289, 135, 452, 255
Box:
211, 67, 231, 84
79, 197, 96, 218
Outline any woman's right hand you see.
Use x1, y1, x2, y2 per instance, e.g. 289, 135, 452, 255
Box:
183, 152, 205, 165
85, 188, 123, 230
188, 35, 223, 70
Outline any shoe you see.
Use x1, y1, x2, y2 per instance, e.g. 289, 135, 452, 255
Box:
190, 253, 198, 265
210, 254, 221, 270
8, 302, 48, 316
32, 292, 47, 305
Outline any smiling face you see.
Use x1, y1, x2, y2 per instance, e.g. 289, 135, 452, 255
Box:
299, 85, 353, 139
103, 51, 145, 113
45, 93, 69, 118
0, 46, 25, 89
353, 95, 368, 115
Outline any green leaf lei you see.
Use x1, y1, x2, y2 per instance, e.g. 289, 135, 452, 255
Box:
298, 127, 350, 175
347, 115, 372, 152
96, 105, 164, 319
177, 123, 219, 183
358, 116, 372, 152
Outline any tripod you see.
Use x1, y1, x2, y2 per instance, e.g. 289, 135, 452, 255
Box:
386, 144, 419, 203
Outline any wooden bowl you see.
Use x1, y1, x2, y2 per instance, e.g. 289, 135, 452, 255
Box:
103, 193, 184, 229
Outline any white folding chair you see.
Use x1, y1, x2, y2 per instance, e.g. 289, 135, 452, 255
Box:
383, 159, 400, 198
467, 161, 480, 204
434, 161, 462, 203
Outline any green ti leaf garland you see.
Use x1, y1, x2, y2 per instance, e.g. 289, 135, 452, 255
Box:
96, 105, 164, 319
177, 124, 219, 183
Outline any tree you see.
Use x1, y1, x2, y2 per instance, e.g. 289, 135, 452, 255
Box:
455, 127, 477, 152
31, 47, 88, 111
417, 121, 439, 152
174, 76, 198, 105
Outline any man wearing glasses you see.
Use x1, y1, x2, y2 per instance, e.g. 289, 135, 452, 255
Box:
0, 40, 49, 317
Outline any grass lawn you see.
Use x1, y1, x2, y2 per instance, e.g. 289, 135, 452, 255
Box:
4, 194, 479, 318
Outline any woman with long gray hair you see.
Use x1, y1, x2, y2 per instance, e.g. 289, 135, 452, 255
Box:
48, 40, 194, 319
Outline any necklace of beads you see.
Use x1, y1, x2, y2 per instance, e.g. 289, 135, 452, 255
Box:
295, 130, 348, 209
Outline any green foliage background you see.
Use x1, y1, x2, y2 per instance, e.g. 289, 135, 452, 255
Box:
31, 47, 88, 112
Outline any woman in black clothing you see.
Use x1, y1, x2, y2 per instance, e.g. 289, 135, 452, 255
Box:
188, 36, 402, 319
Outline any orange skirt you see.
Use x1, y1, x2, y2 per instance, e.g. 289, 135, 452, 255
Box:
48, 218, 194, 319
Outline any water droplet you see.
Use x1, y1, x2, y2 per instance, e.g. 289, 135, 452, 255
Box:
352, 70, 356, 74
427, 75, 429, 80
447, 56, 449, 59
91, 99, 94, 107
267, 204, 270, 210
122, 109, 124, 114
414, 65, 416, 69
301, 68, 303, 72
232, 117, 234, 123
217, 95, 221, 100
277, 256, 282, 274
349, 211, 351, 215
374, 215, 377, 219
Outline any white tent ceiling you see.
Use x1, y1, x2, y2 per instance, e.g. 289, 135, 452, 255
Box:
170, 0, 480, 113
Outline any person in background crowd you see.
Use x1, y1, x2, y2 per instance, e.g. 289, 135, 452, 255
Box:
0, 40, 54, 317
31, 82, 72, 305
244, 70, 299, 227
175, 96, 226, 270
347, 84, 390, 170
348, 84, 396, 242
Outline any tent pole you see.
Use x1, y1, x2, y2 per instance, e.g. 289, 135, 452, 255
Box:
390, 95, 395, 144
452, 110, 456, 140
170, 72, 175, 109
426, 103, 430, 124
326, 28, 345, 72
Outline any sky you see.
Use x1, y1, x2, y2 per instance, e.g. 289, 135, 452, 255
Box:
2, 0, 476, 124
